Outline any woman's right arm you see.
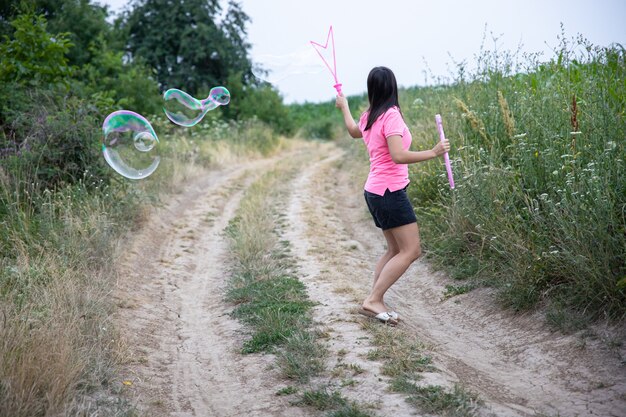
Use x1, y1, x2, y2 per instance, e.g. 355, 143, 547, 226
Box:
335, 95, 362, 138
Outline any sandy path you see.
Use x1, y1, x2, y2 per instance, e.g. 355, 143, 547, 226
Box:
115, 140, 625, 417
115, 156, 307, 417
297, 142, 626, 417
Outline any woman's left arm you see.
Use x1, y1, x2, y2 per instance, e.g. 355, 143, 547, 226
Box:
387, 135, 450, 164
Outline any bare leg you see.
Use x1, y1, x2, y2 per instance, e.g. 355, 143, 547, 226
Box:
362, 222, 421, 314
372, 229, 399, 288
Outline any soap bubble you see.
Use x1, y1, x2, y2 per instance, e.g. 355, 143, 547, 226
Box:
252, 46, 324, 84
208, 86, 230, 106
163, 86, 230, 127
102, 110, 160, 180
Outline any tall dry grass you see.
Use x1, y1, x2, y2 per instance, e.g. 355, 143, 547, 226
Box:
402, 33, 625, 323
0, 115, 286, 415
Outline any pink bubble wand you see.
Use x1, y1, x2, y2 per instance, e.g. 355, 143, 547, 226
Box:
435, 114, 455, 189
310, 26, 342, 95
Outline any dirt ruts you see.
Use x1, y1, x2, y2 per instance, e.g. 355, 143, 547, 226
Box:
115, 141, 626, 416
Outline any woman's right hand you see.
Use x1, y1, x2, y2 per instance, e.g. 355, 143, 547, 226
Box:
335, 94, 348, 110
433, 139, 451, 156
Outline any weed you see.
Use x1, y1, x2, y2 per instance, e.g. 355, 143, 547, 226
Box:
225, 165, 327, 383
391, 379, 482, 417
295, 387, 346, 411
276, 386, 299, 396
442, 283, 477, 300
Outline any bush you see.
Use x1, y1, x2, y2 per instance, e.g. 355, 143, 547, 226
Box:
1, 86, 110, 190
407, 36, 626, 320
0, 13, 72, 86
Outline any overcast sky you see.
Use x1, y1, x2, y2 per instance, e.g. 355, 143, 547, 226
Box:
100, 0, 626, 104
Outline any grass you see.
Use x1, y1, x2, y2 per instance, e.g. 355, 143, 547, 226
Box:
442, 283, 477, 301
361, 320, 482, 416
223, 149, 381, 415
364, 323, 436, 378
224, 165, 327, 382
294, 387, 375, 417
293, 32, 625, 326
0, 115, 284, 415
0, 174, 142, 417
390, 380, 482, 417
295, 387, 347, 410
403, 34, 625, 322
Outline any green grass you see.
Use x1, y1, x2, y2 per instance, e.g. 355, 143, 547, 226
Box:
361, 320, 483, 416
225, 167, 327, 382
442, 283, 477, 300
290, 32, 625, 324
404, 35, 626, 321
390, 379, 482, 417
293, 386, 376, 416
276, 386, 299, 396
0, 107, 285, 415
295, 387, 347, 410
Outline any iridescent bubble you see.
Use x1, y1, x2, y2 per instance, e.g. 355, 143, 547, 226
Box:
133, 131, 157, 152
102, 110, 160, 180
163, 86, 230, 127
252, 46, 324, 84
207, 86, 230, 106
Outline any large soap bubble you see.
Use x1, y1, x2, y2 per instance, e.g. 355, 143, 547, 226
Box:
102, 110, 160, 180
163, 86, 230, 127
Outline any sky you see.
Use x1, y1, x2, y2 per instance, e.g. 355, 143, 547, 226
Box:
100, 0, 626, 104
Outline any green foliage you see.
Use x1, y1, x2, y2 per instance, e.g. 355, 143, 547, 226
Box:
0, 13, 72, 86
120, 0, 254, 95
390, 380, 481, 417
0, 0, 112, 67
404, 35, 626, 320
76, 37, 162, 115
40, 0, 111, 67
0, 85, 110, 191
224, 72, 294, 134
287, 98, 362, 139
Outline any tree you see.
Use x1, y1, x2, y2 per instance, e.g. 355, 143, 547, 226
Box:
0, 13, 72, 86
120, 0, 254, 96
0, 0, 112, 67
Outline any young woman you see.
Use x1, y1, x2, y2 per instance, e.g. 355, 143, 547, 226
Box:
335, 66, 450, 325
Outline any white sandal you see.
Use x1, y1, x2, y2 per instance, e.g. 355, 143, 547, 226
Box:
358, 308, 399, 326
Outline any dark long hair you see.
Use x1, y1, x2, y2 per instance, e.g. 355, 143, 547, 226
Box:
364, 66, 402, 131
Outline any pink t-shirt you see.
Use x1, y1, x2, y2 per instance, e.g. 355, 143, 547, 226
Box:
358, 106, 412, 196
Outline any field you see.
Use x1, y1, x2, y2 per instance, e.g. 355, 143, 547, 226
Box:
1, 21, 624, 417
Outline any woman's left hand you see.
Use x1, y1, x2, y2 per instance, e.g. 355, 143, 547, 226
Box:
433, 139, 451, 156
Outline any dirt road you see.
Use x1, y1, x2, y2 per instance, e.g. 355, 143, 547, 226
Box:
115, 141, 625, 416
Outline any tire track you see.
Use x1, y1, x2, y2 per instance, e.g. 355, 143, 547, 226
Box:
326, 143, 626, 417
115, 156, 307, 417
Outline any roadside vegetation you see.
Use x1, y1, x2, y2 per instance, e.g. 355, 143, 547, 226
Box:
224, 159, 377, 416
298, 32, 625, 328
0, 0, 623, 413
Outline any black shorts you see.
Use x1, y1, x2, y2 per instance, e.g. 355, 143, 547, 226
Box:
364, 186, 417, 230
